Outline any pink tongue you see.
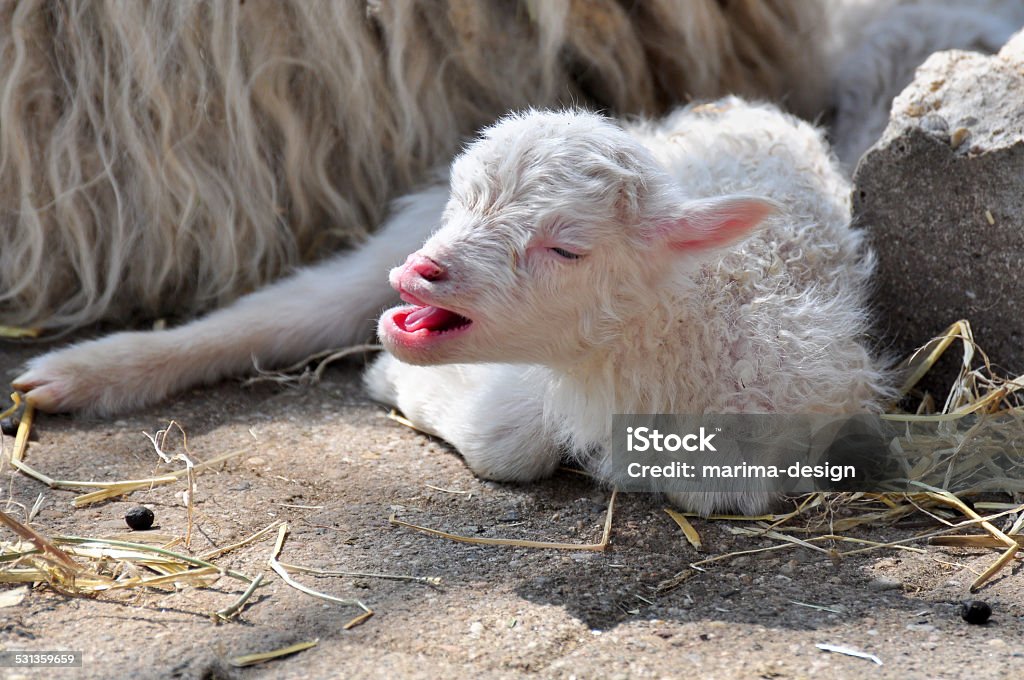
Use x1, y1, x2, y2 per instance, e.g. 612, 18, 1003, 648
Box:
404, 305, 459, 332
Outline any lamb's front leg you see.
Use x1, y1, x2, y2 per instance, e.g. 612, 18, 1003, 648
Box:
12, 184, 450, 415
364, 355, 561, 482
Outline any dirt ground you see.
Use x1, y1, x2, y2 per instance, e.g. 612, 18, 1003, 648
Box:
0, 337, 1021, 680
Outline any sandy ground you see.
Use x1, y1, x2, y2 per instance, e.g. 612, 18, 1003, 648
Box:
0, 337, 1021, 680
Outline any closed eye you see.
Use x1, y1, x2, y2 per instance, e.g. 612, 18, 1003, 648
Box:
549, 246, 583, 260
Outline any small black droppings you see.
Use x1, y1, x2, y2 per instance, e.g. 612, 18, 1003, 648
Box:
1, 416, 19, 437
960, 599, 991, 625
125, 505, 155, 531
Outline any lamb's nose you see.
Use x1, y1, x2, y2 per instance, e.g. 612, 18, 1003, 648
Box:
406, 254, 446, 282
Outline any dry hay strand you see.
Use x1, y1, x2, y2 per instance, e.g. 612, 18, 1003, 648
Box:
268, 524, 373, 629
815, 643, 883, 666
216, 573, 264, 622
229, 639, 318, 669
244, 343, 382, 387
199, 520, 281, 562
664, 508, 703, 552
9, 394, 33, 465
0, 391, 21, 422
0, 325, 40, 339
142, 420, 198, 546
389, 488, 616, 551
660, 489, 1023, 593
878, 321, 1024, 497
0, 506, 296, 624
13, 442, 245, 509
387, 409, 435, 437
276, 561, 441, 589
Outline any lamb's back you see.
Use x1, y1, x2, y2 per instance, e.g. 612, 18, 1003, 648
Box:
628, 98, 884, 413
630, 97, 871, 307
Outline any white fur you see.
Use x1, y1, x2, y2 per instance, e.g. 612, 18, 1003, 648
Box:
16, 99, 891, 514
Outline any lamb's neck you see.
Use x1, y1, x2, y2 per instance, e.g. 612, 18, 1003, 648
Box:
547, 289, 722, 430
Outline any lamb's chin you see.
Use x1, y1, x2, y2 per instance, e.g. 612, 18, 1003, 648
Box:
378, 304, 474, 365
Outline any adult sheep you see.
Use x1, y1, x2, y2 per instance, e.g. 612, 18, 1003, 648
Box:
0, 0, 828, 330
4, 1, 1022, 333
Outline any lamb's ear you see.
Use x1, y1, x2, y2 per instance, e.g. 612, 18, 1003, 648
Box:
656, 195, 779, 252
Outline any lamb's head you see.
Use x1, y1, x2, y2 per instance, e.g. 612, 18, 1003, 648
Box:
379, 109, 777, 367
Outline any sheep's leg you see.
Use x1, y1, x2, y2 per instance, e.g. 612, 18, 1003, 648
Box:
365, 355, 561, 482
13, 184, 451, 415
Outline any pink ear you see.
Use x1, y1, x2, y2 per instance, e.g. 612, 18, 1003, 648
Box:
658, 196, 779, 251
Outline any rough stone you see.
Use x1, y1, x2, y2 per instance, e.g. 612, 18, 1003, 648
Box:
853, 31, 1024, 387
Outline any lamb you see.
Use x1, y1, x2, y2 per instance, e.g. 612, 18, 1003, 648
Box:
13, 98, 890, 514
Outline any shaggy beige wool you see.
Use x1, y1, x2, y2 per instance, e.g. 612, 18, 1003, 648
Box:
0, 0, 827, 329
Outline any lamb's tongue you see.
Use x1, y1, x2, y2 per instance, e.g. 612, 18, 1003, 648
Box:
404, 305, 456, 332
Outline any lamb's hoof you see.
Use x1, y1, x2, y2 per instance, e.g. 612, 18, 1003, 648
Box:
12, 369, 75, 413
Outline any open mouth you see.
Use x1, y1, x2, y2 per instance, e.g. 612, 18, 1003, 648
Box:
381, 295, 474, 357
390, 304, 473, 336
380, 286, 474, 357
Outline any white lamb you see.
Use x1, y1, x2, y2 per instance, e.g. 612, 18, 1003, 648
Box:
13, 98, 889, 514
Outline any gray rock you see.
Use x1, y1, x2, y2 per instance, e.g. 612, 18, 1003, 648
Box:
853, 32, 1024, 389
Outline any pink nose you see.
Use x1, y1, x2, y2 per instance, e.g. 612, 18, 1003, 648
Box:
403, 253, 446, 283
